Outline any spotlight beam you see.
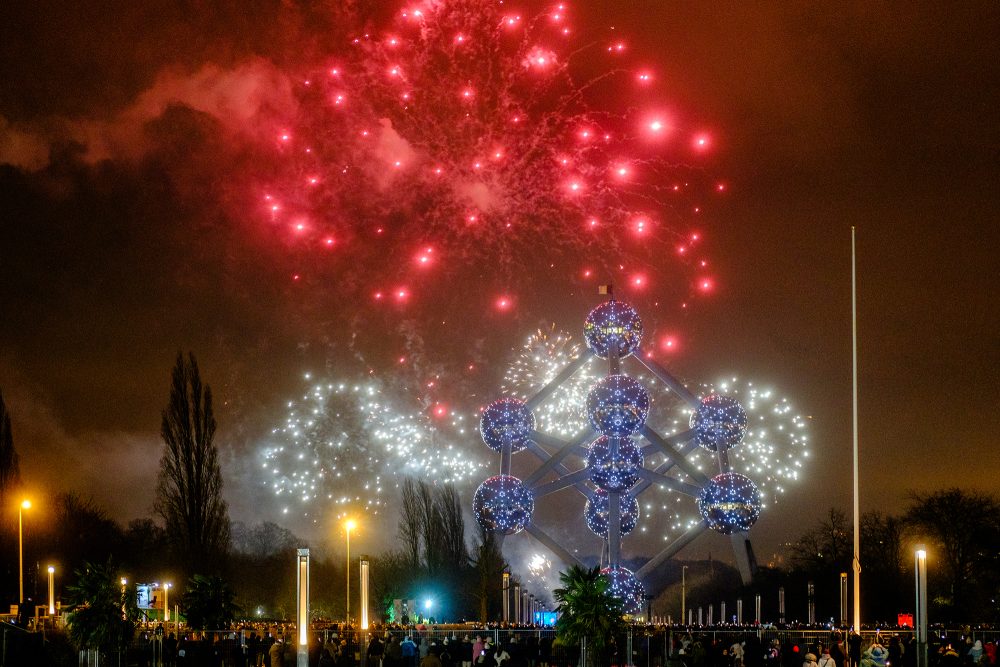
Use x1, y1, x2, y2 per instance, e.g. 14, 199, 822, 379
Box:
634, 521, 709, 581
634, 354, 700, 407
639, 425, 709, 485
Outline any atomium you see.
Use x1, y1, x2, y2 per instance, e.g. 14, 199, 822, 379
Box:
586, 436, 643, 491
697, 472, 761, 534
584, 300, 643, 359
585, 489, 640, 538
586, 374, 650, 437
600, 566, 644, 614
480, 397, 535, 453
474, 298, 799, 612
473, 475, 534, 535
691, 394, 748, 452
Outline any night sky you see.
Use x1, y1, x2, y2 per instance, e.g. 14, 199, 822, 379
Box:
1, 1, 997, 569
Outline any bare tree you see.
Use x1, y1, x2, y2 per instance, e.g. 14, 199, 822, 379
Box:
418, 481, 445, 574
155, 353, 229, 573
0, 389, 20, 505
399, 479, 422, 569
438, 485, 468, 571
906, 488, 1000, 620
471, 527, 506, 622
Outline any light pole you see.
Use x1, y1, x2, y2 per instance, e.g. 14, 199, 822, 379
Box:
47, 566, 55, 615
915, 546, 928, 667
18, 499, 31, 604
681, 565, 688, 625
345, 519, 356, 624
164, 583, 171, 622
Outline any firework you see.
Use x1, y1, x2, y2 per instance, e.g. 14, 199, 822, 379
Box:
503, 342, 810, 536
260, 372, 485, 520
255, 0, 720, 312
501, 326, 599, 436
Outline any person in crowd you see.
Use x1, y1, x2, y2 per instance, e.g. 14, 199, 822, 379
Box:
804, 653, 820, 667
970, 641, 985, 665
402, 635, 418, 667
819, 646, 838, 667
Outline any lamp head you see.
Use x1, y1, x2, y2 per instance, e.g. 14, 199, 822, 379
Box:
47, 566, 55, 574
346, 519, 357, 531
21, 499, 31, 510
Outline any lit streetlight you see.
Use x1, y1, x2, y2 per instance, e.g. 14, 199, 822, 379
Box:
345, 519, 356, 624
164, 583, 172, 622
18, 499, 30, 604
915, 546, 928, 667
47, 566, 55, 615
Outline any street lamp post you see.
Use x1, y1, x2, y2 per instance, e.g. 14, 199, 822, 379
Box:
18, 499, 30, 604
47, 566, 55, 615
164, 583, 171, 623
345, 519, 356, 624
681, 565, 688, 626
915, 547, 928, 667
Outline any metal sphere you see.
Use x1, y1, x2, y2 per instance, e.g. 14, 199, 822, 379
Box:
697, 472, 762, 535
473, 475, 534, 535
690, 394, 748, 452
585, 488, 640, 538
480, 397, 535, 453
586, 436, 643, 491
600, 566, 644, 614
583, 300, 643, 359
586, 374, 650, 437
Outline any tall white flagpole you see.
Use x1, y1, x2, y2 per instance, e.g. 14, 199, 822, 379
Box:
851, 226, 861, 631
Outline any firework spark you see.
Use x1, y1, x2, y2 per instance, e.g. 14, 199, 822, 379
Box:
260, 372, 485, 521
501, 325, 599, 436
254, 0, 720, 312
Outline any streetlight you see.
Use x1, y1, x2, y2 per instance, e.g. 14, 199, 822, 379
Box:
681, 565, 688, 625
345, 519, 356, 624
47, 566, 55, 615
915, 546, 928, 667
164, 583, 172, 622
18, 499, 30, 604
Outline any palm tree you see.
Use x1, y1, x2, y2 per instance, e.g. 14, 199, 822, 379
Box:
182, 574, 239, 630
553, 565, 625, 667
65, 559, 140, 659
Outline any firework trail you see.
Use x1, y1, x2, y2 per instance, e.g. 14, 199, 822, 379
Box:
260, 372, 485, 521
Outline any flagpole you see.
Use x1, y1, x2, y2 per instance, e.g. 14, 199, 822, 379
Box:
851, 226, 861, 631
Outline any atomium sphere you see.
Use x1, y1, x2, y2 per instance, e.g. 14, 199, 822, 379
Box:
473, 475, 534, 535
585, 489, 640, 538
690, 394, 748, 452
697, 472, 762, 535
480, 397, 535, 453
586, 436, 644, 491
586, 375, 650, 437
583, 300, 643, 359
600, 566, 645, 614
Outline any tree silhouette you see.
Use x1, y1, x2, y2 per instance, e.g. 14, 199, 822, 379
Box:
155, 353, 229, 574
553, 564, 625, 665
0, 389, 21, 505
906, 488, 1000, 621
65, 559, 140, 658
182, 574, 239, 630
